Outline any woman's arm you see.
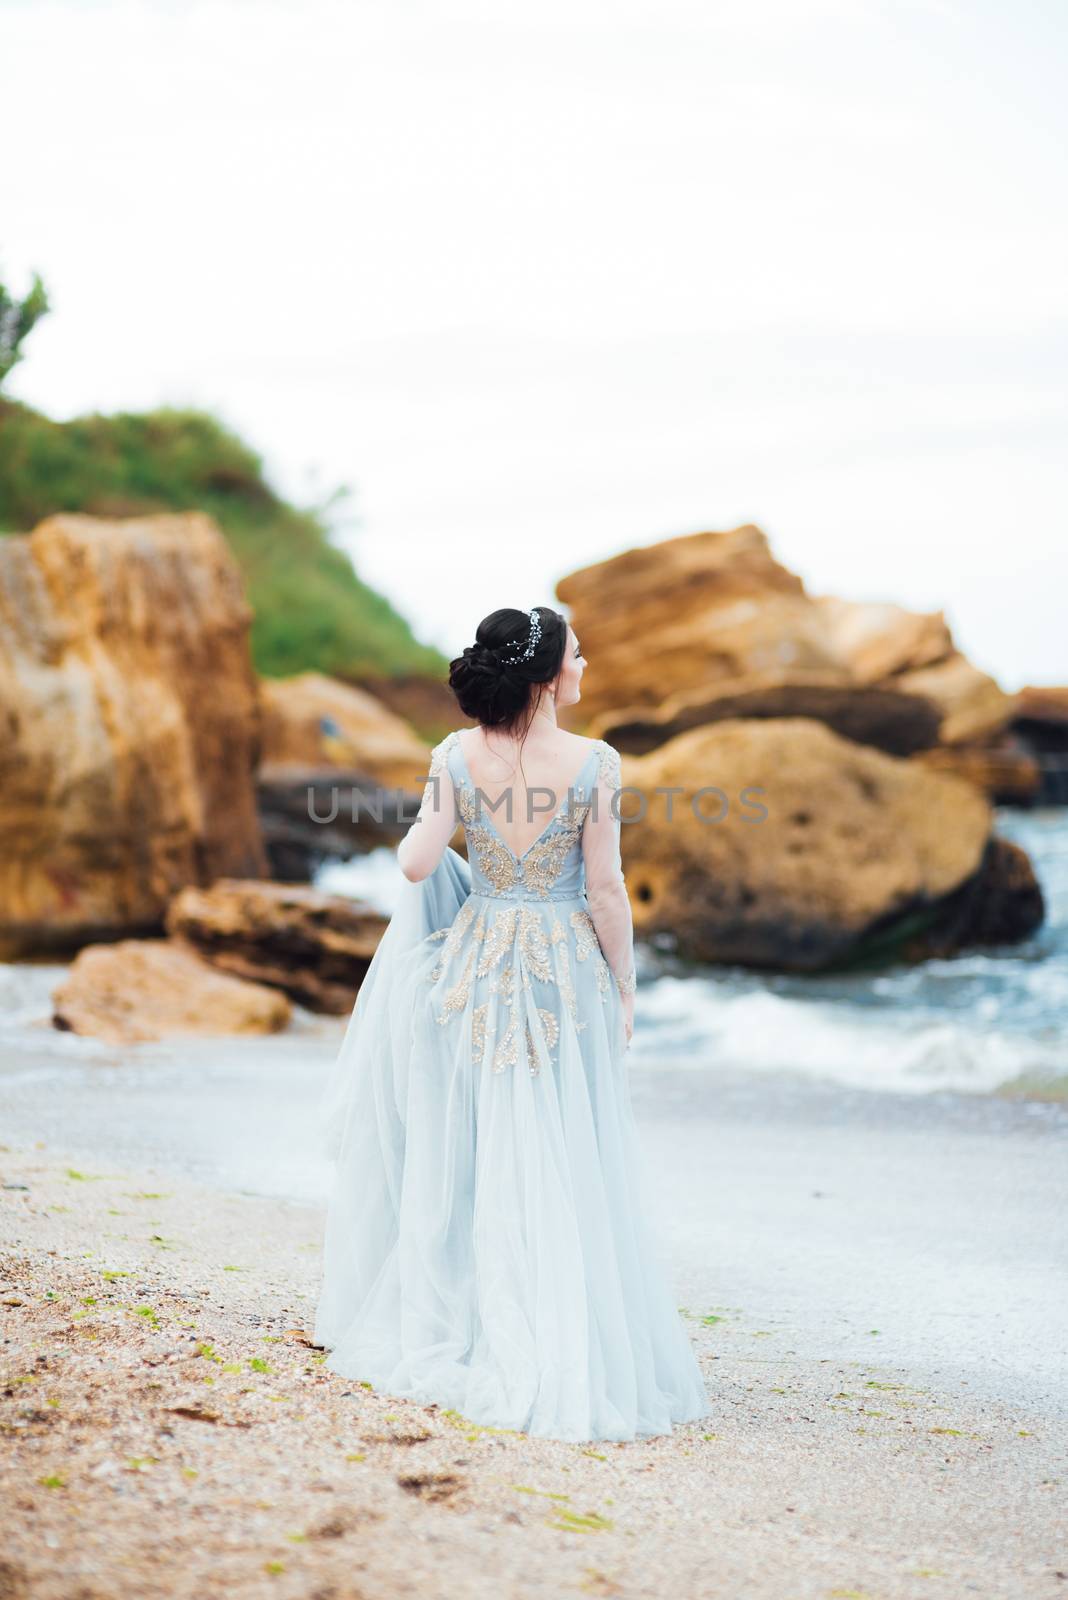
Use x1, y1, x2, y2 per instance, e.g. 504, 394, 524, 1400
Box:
581, 741, 636, 1041
396, 735, 459, 883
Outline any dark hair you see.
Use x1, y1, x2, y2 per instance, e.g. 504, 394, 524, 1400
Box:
448, 606, 569, 734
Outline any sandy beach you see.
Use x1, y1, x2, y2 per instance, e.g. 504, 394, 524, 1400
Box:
5, 6, 1068, 1591
2, 1026, 1066, 1600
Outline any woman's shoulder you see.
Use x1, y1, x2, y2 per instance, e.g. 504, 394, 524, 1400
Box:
574, 734, 620, 787
558, 729, 597, 759
550, 731, 619, 771
595, 742, 621, 787
427, 728, 463, 771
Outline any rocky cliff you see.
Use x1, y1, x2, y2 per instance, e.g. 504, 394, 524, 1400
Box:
0, 512, 266, 957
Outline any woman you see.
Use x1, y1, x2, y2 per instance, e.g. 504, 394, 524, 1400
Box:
314, 605, 710, 1442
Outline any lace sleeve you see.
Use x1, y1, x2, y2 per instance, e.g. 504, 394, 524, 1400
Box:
581, 740, 637, 997
396, 733, 459, 883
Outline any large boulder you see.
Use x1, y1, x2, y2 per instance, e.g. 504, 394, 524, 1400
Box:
890, 653, 1018, 746
815, 598, 1017, 745
255, 770, 416, 881
354, 673, 463, 742
901, 835, 1045, 959
1015, 685, 1068, 726
616, 719, 1042, 971
593, 672, 942, 757
556, 526, 1019, 789
557, 524, 838, 723
258, 671, 430, 788
0, 512, 266, 959
256, 672, 433, 878
165, 878, 387, 1014
52, 939, 291, 1045
813, 595, 953, 683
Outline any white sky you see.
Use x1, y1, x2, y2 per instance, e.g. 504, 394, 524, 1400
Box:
4, 0, 1066, 687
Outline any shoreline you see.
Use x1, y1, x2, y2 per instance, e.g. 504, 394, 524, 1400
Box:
2, 1143, 1065, 1599
3, 1020, 1066, 1425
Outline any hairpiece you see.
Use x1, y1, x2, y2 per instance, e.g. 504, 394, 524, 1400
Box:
499, 607, 542, 664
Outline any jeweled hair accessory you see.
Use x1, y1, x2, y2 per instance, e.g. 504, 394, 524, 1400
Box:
499, 607, 542, 664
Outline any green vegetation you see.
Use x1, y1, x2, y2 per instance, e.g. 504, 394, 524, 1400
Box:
0, 268, 446, 682
547, 1508, 614, 1534
0, 394, 446, 680
0, 270, 49, 386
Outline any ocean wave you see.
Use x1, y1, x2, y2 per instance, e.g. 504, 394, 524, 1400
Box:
633, 980, 1066, 1095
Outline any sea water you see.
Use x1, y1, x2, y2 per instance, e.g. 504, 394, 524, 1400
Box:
318, 806, 1068, 1100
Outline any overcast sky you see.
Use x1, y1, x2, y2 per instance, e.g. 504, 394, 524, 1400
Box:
4, 0, 1066, 686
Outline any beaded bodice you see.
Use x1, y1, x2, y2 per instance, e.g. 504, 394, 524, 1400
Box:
426, 730, 620, 903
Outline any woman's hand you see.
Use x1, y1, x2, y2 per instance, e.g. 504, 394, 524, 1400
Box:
621, 989, 634, 1048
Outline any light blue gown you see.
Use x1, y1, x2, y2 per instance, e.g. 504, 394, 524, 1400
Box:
314, 732, 710, 1442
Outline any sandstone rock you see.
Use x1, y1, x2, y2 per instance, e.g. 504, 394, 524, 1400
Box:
912, 741, 1042, 806
592, 672, 942, 757
895, 836, 1045, 961
355, 673, 465, 743
813, 595, 953, 683
1014, 685, 1068, 725
556, 526, 1018, 779
614, 718, 1041, 971
255, 673, 437, 878
52, 939, 291, 1045
165, 878, 387, 1014
557, 525, 840, 723
0, 512, 266, 959
256, 770, 418, 882
889, 653, 1018, 745
258, 671, 430, 789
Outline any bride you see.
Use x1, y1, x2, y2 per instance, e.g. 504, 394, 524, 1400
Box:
314, 605, 710, 1442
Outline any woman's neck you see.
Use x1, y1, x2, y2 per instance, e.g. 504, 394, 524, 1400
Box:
477, 702, 558, 764
480, 701, 558, 743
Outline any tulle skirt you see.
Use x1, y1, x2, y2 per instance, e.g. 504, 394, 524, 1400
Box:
314, 848, 710, 1443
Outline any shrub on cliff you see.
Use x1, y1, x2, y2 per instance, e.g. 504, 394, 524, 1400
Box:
0, 395, 444, 681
